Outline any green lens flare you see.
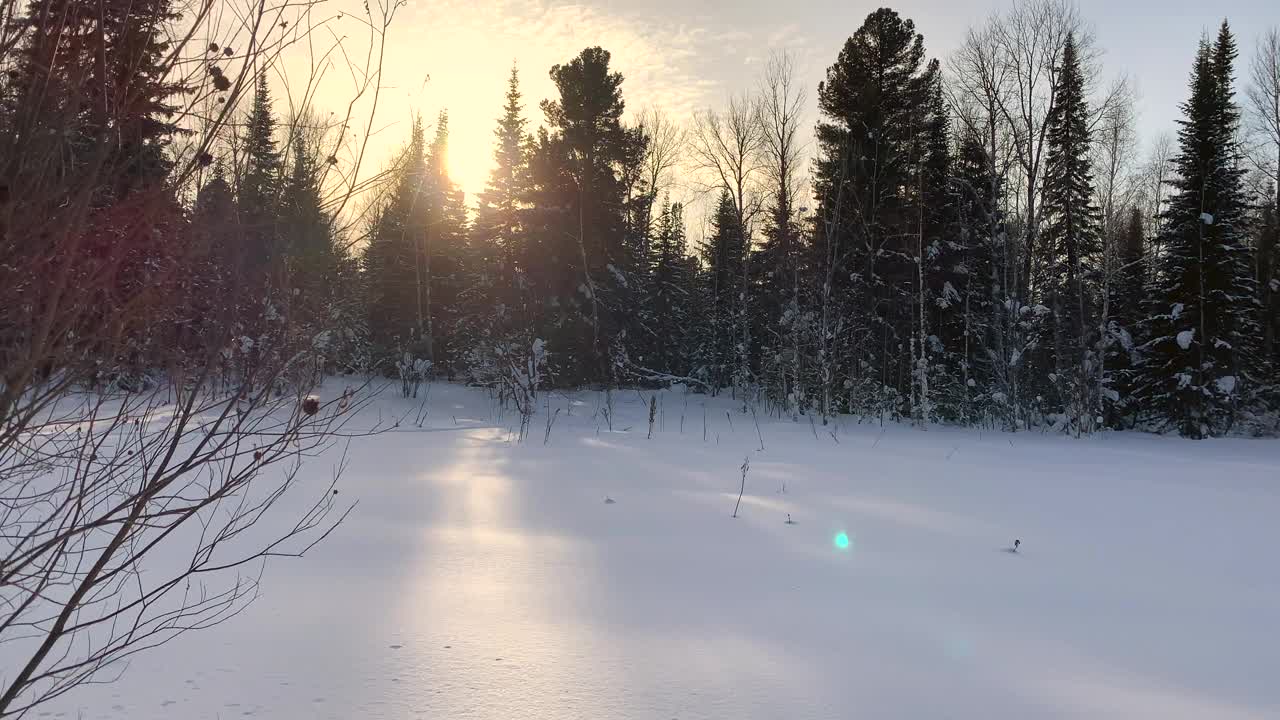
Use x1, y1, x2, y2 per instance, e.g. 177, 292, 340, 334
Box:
834, 532, 850, 550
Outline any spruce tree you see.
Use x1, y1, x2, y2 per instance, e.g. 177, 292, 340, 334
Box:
281, 134, 336, 289
424, 111, 471, 376
364, 119, 428, 367
239, 74, 283, 275
188, 163, 238, 347
911, 59, 954, 425
648, 200, 692, 377
699, 191, 748, 392
474, 65, 530, 296
8, 0, 185, 194
1137, 24, 1258, 437
1039, 33, 1102, 432
462, 65, 533, 385
949, 130, 1003, 423
1108, 206, 1147, 425
2, 0, 189, 372
279, 130, 360, 366
757, 147, 807, 415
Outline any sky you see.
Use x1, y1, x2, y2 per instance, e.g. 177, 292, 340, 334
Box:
297, 0, 1278, 206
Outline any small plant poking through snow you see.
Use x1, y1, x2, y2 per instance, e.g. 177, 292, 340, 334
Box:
647, 396, 657, 439
732, 456, 750, 518
396, 353, 431, 399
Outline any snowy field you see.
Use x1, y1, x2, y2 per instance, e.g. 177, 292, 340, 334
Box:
30, 381, 1280, 719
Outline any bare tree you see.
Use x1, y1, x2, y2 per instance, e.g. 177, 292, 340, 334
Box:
1247, 28, 1280, 360
1248, 27, 1280, 205
757, 52, 808, 232
991, 0, 1125, 300
756, 51, 808, 418
994, 0, 1083, 297
0, 0, 401, 714
0, 324, 382, 716
690, 94, 765, 399
1091, 82, 1139, 430
690, 94, 766, 232
1140, 132, 1175, 245
634, 106, 687, 239
948, 18, 1026, 429
1094, 80, 1139, 242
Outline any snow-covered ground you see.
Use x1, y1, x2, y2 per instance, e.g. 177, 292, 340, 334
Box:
31, 381, 1280, 719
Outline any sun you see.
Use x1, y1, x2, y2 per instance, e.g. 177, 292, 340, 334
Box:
446, 116, 495, 203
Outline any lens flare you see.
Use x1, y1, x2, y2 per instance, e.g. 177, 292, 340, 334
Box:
834, 532, 850, 550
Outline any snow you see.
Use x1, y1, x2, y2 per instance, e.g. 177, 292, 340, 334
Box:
1177, 329, 1195, 350
1200, 212, 1214, 225
19, 381, 1280, 720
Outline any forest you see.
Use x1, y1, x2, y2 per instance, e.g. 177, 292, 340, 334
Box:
208, 9, 1280, 439
4, 0, 1280, 459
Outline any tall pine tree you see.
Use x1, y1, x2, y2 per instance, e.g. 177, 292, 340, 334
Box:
698, 191, 749, 392
239, 74, 283, 276
364, 118, 429, 367
1039, 33, 1102, 433
1136, 24, 1258, 437
461, 65, 534, 385
523, 47, 631, 383
423, 111, 471, 376
812, 7, 936, 418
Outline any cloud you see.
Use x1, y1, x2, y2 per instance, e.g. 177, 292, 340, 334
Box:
325, 0, 756, 195
399, 0, 725, 118
298, 0, 824, 204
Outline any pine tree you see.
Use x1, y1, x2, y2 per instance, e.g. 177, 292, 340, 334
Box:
910, 59, 953, 425
1039, 33, 1102, 432
279, 129, 363, 369
474, 64, 530, 295
812, 7, 935, 419
2, 0, 189, 374
7, 0, 185, 194
239, 74, 283, 275
187, 163, 238, 350
1137, 24, 1258, 437
461, 64, 533, 386
757, 158, 807, 416
949, 130, 1003, 424
282, 134, 337, 291
698, 191, 748, 392
423, 111, 471, 376
648, 200, 692, 376
523, 47, 631, 383
364, 118, 429, 367
1108, 206, 1147, 425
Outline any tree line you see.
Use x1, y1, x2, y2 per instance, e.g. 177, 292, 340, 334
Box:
333, 5, 1279, 438
5, 1, 1280, 442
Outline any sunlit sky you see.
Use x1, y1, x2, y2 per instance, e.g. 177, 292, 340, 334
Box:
295, 0, 1277, 205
